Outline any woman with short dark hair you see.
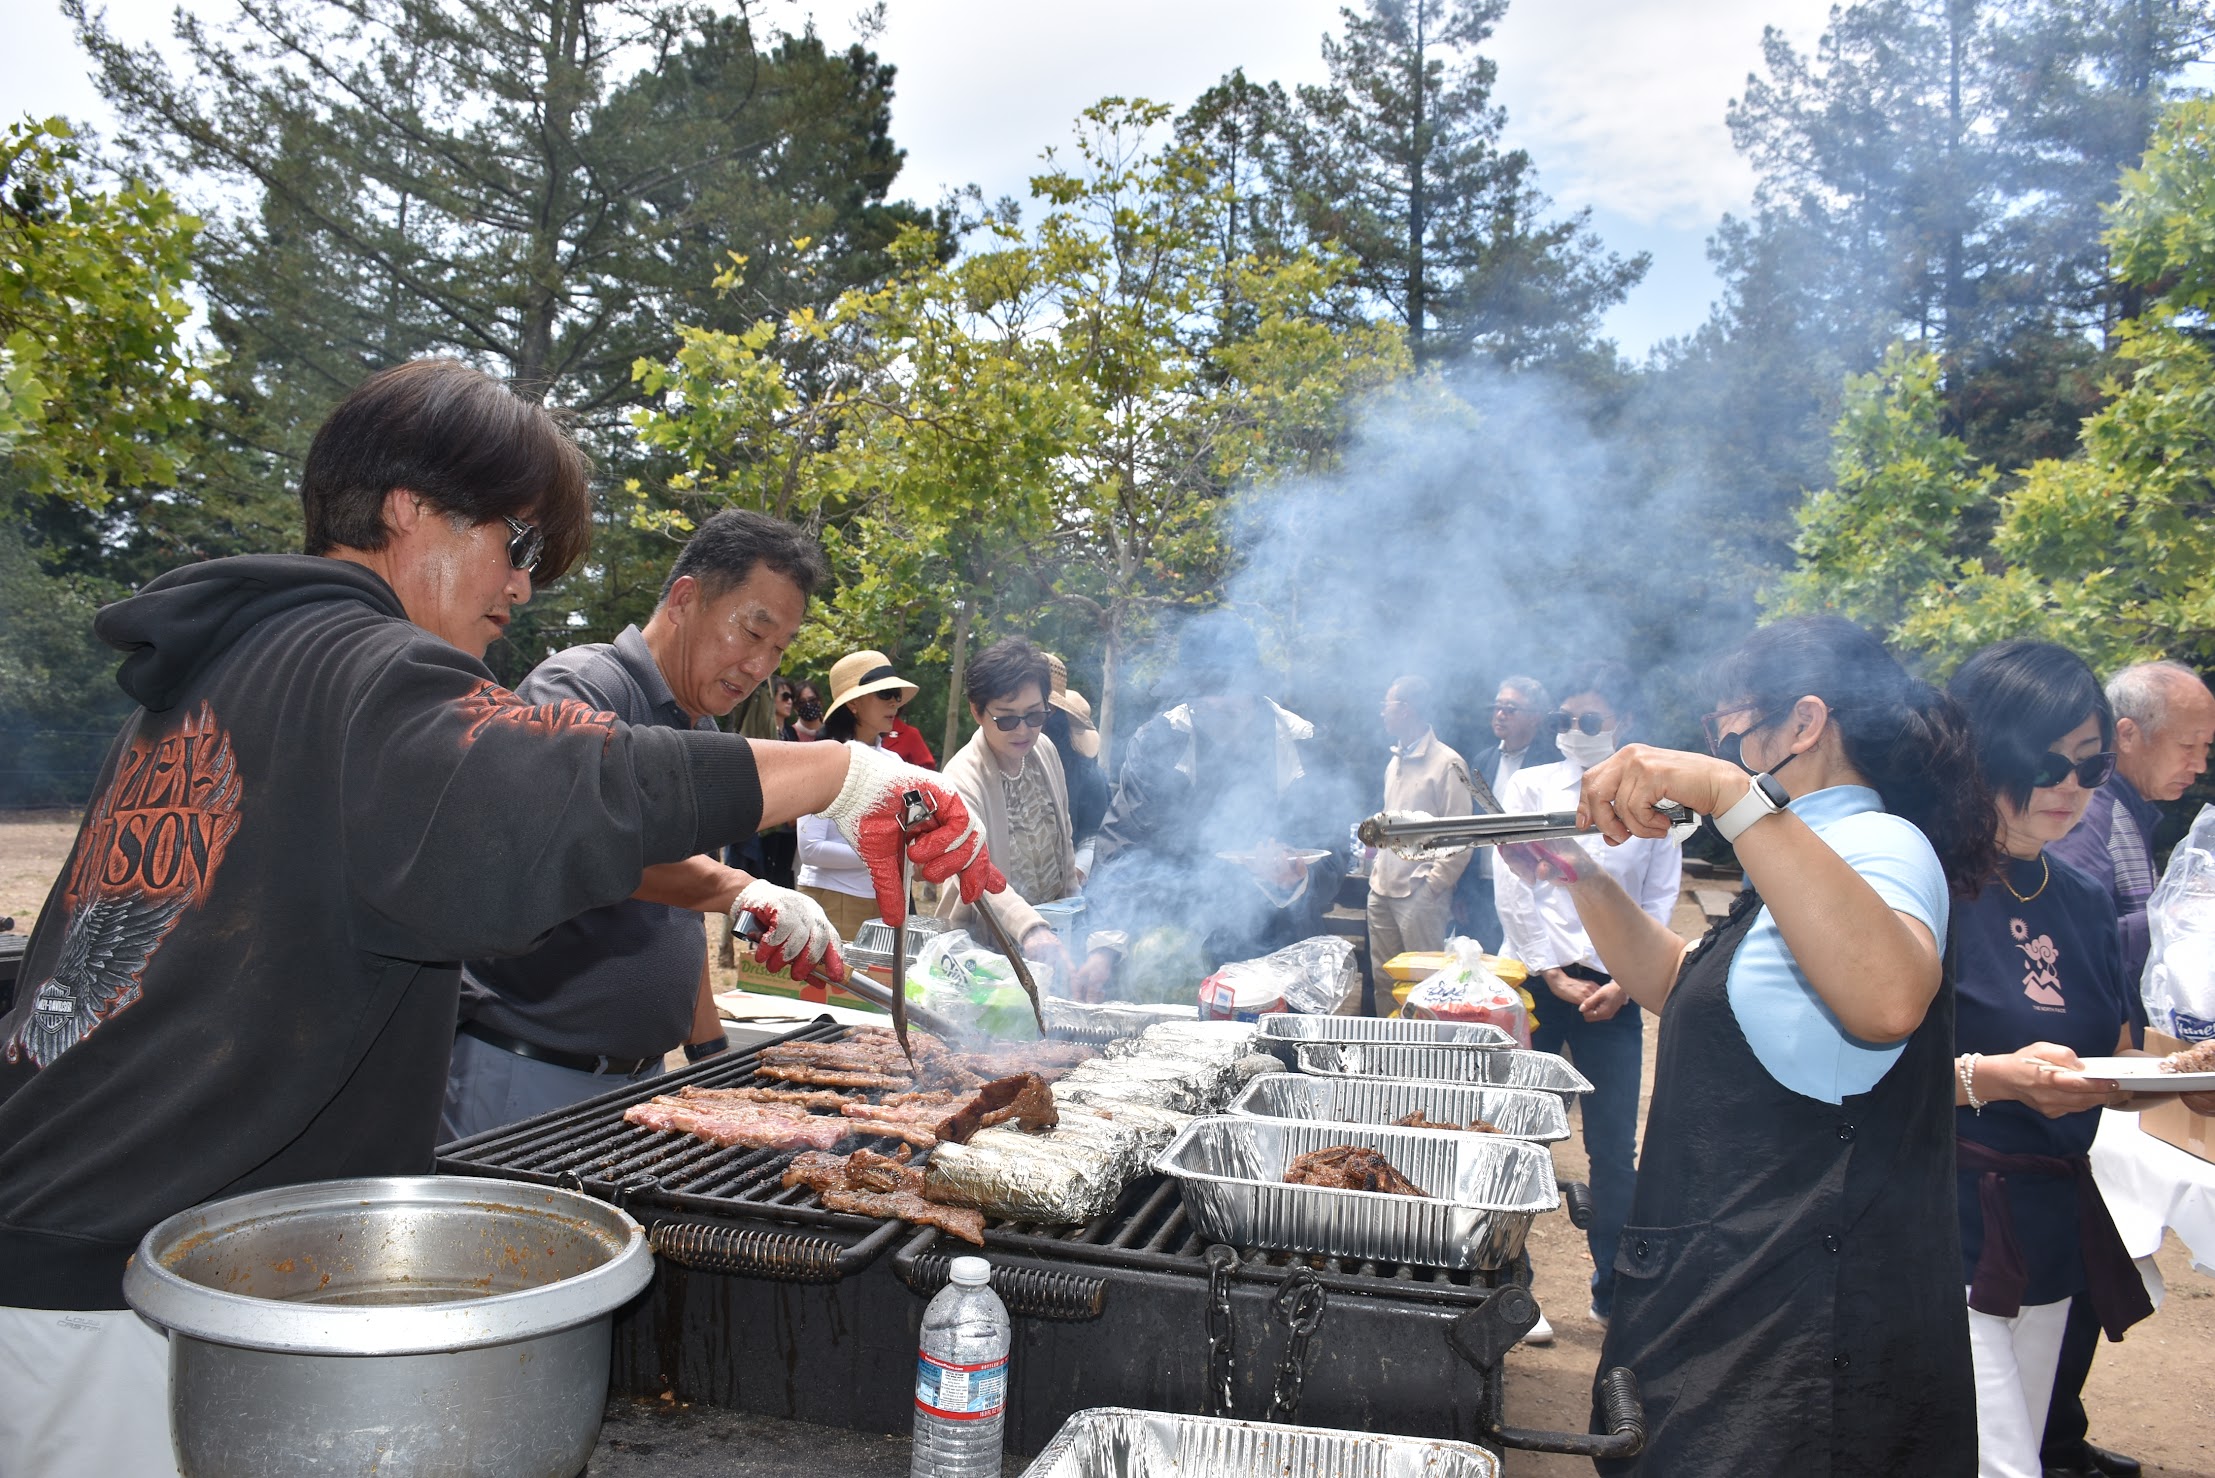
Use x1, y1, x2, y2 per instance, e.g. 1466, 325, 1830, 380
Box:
1504, 615, 1988, 1475
935, 638, 1078, 976
1945, 641, 2160, 1478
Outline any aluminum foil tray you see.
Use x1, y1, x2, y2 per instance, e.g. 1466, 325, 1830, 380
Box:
1018, 1407, 1500, 1478
1295, 1042, 1593, 1096
1225, 1074, 1571, 1143
1154, 1115, 1557, 1270
1257, 1013, 1513, 1058
1043, 996, 1200, 1044
847, 915, 946, 963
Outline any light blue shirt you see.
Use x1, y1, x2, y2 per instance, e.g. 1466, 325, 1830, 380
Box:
1726, 784, 1951, 1104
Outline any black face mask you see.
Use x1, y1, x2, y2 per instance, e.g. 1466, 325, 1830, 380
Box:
1720, 726, 1800, 780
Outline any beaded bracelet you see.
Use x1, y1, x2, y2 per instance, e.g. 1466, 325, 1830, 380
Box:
1957, 1052, 1986, 1115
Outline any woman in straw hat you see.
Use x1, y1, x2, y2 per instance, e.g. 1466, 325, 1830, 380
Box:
1042, 652, 1111, 849
796, 650, 920, 939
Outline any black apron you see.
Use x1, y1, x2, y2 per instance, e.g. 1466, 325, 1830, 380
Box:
1596, 888, 1974, 1477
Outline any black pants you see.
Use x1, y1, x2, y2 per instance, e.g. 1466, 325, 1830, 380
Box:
2039, 1291, 2099, 1467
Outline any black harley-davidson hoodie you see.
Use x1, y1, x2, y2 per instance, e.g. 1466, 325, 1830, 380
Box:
0, 555, 763, 1308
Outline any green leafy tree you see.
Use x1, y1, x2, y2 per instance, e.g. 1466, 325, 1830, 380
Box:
0, 117, 201, 510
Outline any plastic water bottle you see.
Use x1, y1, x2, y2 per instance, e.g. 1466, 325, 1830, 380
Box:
910, 1255, 1010, 1478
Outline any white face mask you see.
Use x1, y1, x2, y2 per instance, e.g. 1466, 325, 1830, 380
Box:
1558, 728, 1618, 769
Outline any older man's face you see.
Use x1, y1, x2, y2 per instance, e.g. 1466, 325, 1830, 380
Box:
2119, 676, 2215, 800
1491, 686, 1542, 752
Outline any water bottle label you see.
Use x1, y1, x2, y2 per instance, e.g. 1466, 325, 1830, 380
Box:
915, 1352, 1008, 1420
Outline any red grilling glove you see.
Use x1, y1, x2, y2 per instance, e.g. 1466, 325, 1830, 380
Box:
824, 742, 1006, 926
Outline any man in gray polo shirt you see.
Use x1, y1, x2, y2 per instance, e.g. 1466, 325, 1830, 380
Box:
443, 510, 829, 1140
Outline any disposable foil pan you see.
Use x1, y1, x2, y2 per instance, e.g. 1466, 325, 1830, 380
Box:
1018, 1406, 1500, 1478
1225, 1074, 1572, 1143
1256, 1014, 1513, 1058
1043, 996, 1199, 1044
1154, 1115, 1557, 1270
1295, 1042, 1594, 1096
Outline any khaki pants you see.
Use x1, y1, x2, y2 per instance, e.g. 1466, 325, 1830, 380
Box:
1367, 887, 1452, 968
801, 884, 879, 942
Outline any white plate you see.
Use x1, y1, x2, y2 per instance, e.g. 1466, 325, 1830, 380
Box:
1215, 849, 1331, 868
2060, 1056, 2215, 1091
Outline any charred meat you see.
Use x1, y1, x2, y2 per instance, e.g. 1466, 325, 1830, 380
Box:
1283, 1144, 1429, 1196
2163, 1038, 2215, 1073
781, 1148, 987, 1245
840, 1072, 1059, 1148
624, 1095, 853, 1151
1394, 1109, 1500, 1134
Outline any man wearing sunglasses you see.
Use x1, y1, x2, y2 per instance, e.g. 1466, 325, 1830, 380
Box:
1455, 677, 1557, 950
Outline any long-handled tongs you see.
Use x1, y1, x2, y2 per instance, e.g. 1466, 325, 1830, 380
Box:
889, 787, 933, 1067
969, 890, 1047, 1035
1358, 802, 1699, 858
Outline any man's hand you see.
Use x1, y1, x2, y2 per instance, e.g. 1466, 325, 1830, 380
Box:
1021, 924, 1072, 982
1071, 949, 1117, 1002
1541, 967, 1592, 1006
731, 880, 845, 985
1580, 981, 1628, 1021
824, 742, 1006, 925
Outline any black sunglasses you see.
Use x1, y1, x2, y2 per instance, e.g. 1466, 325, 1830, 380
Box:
988, 709, 1050, 733
502, 515, 544, 574
1546, 711, 1610, 737
2028, 750, 2117, 791
1492, 701, 1534, 716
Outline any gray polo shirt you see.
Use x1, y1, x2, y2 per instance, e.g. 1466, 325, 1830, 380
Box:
459, 626, 720, 1058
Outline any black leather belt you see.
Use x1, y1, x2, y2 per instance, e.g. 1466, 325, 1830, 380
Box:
458, 1021, 659, 1076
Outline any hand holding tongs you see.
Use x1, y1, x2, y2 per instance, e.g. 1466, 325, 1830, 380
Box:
1357, 802, 1700, 859
889, 787, 932, 1067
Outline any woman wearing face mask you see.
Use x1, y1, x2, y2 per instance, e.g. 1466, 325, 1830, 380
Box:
1493, 660, 1682, 1337
795, 651, 917, 939
1502, 616, 1993, 1476
1946, 642, 2176, 1478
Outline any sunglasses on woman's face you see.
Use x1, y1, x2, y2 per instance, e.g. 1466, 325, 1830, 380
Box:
2028, 750, 2117, 791
1546, 711, 1610, 737
502, 515, 544, 573
988, 709, 1050, 733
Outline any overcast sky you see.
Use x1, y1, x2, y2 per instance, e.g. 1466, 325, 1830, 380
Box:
6, 0, 1838, 355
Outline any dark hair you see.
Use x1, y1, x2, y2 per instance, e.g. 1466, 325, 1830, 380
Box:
823, 705, 860, 743
1555, 660, 1640, 724
1388, 674, 1432, 713
1708, 615, 1997, 893
301, 359, 592, 581
1947, 641, 2115, 812
660, 509, 828, 605
1175, 611, 1265, 698
966, 638, 1052, 710
776, 678, 797, 699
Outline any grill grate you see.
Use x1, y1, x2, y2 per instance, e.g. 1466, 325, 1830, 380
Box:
437, 1019, 1500, 1306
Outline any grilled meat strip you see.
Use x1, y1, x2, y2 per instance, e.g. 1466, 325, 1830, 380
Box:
781, 1148, 987, 1245
1394, 1109, 1500, 1134
625, 1095, 852, 1151
679, 1085, 852, 1113
1283, 1144, 1429, 1196
839, 1072, 1060, 1149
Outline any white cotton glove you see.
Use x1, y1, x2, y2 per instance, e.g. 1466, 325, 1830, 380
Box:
821, 741, 1005, 925
731, 879, 846, 985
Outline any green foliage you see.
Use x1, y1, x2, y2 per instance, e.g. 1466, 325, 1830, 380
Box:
1775, 98, 2215, 676
0, 117, 202, 509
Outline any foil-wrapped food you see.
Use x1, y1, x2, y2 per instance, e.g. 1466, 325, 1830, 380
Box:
926, 1095, 1189, 1223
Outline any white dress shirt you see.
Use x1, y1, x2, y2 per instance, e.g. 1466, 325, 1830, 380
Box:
1494, 757, 1682, 972
1477, 744, 1531, 881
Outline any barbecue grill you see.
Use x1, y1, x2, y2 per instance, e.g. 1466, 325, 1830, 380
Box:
435, 1021, 1642, 1464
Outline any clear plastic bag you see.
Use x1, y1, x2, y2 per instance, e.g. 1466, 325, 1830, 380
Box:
1198, 936, 1359, 1019
909, 929, 1051, 1040
2144, 804, 2215, 1041
1402, 937, 1533, 1046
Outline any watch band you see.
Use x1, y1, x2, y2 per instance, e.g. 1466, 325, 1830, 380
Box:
1713, 773, 1790, 844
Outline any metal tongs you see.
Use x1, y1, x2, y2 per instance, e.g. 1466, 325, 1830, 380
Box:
885, 788, 1046, 1066
1357, 802, 1701, 859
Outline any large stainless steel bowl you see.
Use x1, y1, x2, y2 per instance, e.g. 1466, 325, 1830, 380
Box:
124, 1175, 652, 1477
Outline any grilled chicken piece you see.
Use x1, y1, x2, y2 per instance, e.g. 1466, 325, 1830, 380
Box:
1283, 1144, 1429, 1196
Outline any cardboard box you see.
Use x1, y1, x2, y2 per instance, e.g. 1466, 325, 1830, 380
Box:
2140, 1029, 2215, 1164
730, 953, 887, 1015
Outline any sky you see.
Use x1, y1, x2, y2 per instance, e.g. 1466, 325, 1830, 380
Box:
5, 0, 1839, 356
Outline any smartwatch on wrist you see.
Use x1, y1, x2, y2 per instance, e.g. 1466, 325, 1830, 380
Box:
1713, 772, 1791, 844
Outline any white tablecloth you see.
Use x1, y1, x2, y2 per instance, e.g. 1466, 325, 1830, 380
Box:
2089, 1108, 2215, 1276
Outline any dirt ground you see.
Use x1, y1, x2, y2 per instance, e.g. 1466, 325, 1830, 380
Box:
3, 813, 2209, 1471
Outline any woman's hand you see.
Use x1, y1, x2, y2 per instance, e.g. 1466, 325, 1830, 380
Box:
1578, 744, 1750, 844
2183, 1091, 2215, 1115
1499, 840, 1584, 886
1021, 924, 1072, 982
1541, 967, 1591, 1006
1977, 1044, 2120, 1118
1580, 982, 1628, 1022
1070, 949, 1116, 1002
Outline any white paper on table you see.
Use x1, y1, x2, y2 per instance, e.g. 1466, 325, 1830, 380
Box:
2089, 1109, 2215, 1285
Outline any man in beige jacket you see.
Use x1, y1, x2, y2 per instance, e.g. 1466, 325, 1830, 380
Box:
1367, 675, 1474, 965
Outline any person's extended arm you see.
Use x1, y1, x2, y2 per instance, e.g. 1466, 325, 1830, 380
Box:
1574, 744, 1941, 1043
686, 958, 725, 1053
634, 854, 750, 913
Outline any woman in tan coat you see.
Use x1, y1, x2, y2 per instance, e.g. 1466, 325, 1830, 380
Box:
936, 638, 1078, 977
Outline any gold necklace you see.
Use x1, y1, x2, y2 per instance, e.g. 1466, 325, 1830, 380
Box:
2001, 852, 2050, 904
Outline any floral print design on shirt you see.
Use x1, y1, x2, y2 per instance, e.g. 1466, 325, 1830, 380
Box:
2010, 915, 2066, 1010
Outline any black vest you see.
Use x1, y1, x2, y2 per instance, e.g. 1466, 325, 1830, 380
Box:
1596, 888, 1975, 1477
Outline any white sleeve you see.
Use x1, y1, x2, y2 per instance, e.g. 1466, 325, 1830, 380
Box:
1636, 838, 1684, 928
796, 813, 860, 870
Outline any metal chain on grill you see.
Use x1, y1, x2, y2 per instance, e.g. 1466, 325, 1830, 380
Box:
1204, 1244, 1238, 1418
1266, 1269, 1327, 1424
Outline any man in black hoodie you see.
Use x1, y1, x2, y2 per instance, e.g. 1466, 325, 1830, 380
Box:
0, 359, 1006, 1475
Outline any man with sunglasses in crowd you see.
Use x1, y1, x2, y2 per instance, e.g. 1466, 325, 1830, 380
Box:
1455, 676, 1558, 949
0, 360, 1006, 1475
442, 509, 833, 1141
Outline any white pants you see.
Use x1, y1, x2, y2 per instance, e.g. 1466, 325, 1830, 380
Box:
0, 1305, 180, 1476
1966, 1290, 2072, 1478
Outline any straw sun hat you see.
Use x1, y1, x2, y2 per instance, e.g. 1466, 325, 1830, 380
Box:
1043, 652, 1101, 759
824, 650, 919, 716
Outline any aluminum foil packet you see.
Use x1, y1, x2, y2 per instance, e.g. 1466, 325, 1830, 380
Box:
1042, 997, 1200, 1044
1055, 1055, 1237, 1115
925, 1101, 1188, 1223
1105, 1020, 1263, 1063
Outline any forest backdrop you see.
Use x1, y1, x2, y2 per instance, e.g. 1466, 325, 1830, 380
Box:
5, 0, 2214, 804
